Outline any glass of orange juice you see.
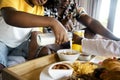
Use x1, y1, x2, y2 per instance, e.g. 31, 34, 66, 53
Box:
72, 44, 82, 52
72, 30, 84, 52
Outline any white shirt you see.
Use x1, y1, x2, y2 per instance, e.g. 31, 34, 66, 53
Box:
0, 17, 32, 48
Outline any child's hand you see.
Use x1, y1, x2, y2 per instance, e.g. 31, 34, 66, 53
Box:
51, 18, 68, 44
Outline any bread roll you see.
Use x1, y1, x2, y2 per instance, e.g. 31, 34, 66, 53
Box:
102, 58, 120, 71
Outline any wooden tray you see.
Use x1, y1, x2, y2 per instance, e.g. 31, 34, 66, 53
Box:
2, 54, 59, 80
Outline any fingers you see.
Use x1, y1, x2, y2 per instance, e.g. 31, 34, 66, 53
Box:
55, 31, 68, 44
51, 18, 69, 44
62, 32, 69, 44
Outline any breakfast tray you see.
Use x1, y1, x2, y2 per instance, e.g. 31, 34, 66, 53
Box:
2, 54, 59, 80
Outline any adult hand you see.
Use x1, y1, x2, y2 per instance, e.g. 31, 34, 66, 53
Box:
84, 28, 96, 39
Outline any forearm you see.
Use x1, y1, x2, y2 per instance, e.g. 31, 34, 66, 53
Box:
1, 7, 56, 28
88, 19, 119, 41
1, 7, 69, 44
77, 15, 120, 41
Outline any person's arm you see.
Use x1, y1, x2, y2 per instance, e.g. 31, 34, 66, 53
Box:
28, 31, 65, 60
73, 33, 120, 57
76, 14, 120, 41
1, 7, 68, 44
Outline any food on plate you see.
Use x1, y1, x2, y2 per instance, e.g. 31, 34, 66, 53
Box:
57, 49, 80, 61
99, 70, 120, 80
66, 58, 120, 80
65, 61, 99, 80
52, 64, 70, 69
100, 58, 120, 80
48, 62, 73, 79
101, 58, 120, 71
93, 58, 120, 80
71, 61, 98, 75
47, 58, 120, 80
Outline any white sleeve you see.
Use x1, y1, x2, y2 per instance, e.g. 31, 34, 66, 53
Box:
82, 38, 120, 57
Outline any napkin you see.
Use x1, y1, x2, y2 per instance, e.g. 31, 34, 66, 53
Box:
82, 38, 120, 57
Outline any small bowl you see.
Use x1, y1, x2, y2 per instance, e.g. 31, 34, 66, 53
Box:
57, 49, 80, 62
79, 54, 91, 61
48, 62, 73, 79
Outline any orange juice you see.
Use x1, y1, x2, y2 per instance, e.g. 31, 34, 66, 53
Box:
72, 30, 84, 52
72, 44, 82, 53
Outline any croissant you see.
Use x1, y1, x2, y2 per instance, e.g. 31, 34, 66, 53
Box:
94, 58, 120, 80
102, 58, 120, 71
101, 70, 120, 80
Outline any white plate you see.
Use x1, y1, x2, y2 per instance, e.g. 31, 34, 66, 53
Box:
40, 65, 54, 80
39, 60, 98, 80
39, 61, 73, 80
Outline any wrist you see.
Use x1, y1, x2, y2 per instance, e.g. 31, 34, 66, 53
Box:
50, 17, 58, 27
76, 8, 87, 20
